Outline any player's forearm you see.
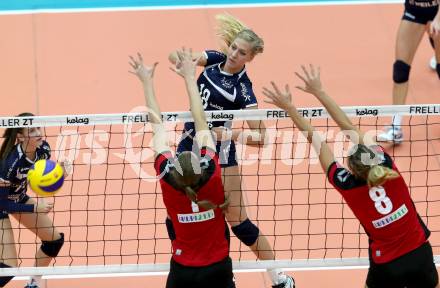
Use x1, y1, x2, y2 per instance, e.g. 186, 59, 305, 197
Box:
142, 79, 162, 124
314, 91, 355, 132
233, 128, 267, 146
286, 105, 315, 142
184, 77, 209, 131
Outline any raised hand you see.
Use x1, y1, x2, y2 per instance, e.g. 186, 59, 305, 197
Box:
60, 160, 72, 177
170, 47, 200, 78
129, 53, 158, 83
35, 199, 54, 213
263, 81, 293, 111
295, 64, 323, 96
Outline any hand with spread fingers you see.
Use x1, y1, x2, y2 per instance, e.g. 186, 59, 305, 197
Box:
263, 82, 294, 111
294, 64, 324, 96
170, 47, 200, 79
129, 53, 158, 83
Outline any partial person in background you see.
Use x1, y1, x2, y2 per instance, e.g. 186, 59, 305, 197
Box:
130, 49, 234, 288
378, 0, 440, 143
169, 13, 294, 288
0, 113, 67, 288
264, 64, 438, 288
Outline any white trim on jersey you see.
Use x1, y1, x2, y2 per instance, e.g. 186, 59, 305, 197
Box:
238, 67, 247, 79
16, 144, 24, 159
218, 68, 233, 76
203, 70, 237, 102
16, 144, 34, 164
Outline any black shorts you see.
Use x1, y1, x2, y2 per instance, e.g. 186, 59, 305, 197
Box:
177, 133, 238, 168
403, 2, 439, 25
366, 242, 438, 288
166, 256, 235, 288
0, 194, 31, 219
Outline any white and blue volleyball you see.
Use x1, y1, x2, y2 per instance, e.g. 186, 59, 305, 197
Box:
28, 159, 64, 197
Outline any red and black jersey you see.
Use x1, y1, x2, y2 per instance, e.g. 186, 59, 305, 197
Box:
327, 146, 429, 264
154, 147, 229, 267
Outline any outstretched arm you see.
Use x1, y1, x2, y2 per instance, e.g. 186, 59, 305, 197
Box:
295, 65, 374, 146
171, 48, 215, 151
129, 53, 169, 155
263, 82, 335, 173
169, 50, 207, 67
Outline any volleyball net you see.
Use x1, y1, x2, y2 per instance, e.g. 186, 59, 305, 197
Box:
1, 104, 440, 277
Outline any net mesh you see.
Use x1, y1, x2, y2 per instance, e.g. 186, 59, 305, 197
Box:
1, 104, 440, 276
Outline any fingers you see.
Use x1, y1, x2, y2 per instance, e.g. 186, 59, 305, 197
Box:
270, 81, 282, 95
137, 52, 143, 63
285, 84, 291, 95
301, 65, 310, 80
263, 99, 276, 106
169, 66, 178, 74
128, 56, 137, 70
262, 87, 276, 98
309, 64, 315, 77
169, 66, 183, 77
295, 85, 306, 92
193, 55, 202, 65
294, 71, 307, 83
151, 62, 159, 76
262, 87, 276, 103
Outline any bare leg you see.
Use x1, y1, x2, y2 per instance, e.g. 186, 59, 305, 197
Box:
12, 198, 61, 267
222, 166, 293, 286
379, 20, 426, 142
222, 165, 275, 261
392, 20, 426, 106
0, 218, 18, 267
0, 218, 17, 287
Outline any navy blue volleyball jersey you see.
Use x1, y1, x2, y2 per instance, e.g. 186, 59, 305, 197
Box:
406, 0, 438, 7
0, 141, 51, 213
183, 50, 258, 134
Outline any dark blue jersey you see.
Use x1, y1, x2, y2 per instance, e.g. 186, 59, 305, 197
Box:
0, 141, 51, 213
179, 51, 258, 167
184, 50, 258, 134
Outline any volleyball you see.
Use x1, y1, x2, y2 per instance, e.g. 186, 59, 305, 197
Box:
28, 159, 64, 197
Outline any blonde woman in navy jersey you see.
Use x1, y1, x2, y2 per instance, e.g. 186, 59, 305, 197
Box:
169, 14, 294, 288
0, 115, 67, 288
263, 65, 438, 288
130, 49, 234, 288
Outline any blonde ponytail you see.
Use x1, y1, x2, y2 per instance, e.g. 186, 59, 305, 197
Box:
215, 13, 264, 55
367, 165, 399, 187
216, 13, 247, 48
